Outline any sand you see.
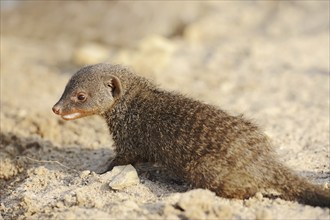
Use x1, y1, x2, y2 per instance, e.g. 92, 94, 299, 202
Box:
1, 1, 329, 219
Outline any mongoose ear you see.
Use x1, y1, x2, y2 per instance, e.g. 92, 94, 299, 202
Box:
104, 76, 122, 98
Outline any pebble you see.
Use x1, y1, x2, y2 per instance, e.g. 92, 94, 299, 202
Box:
79, 170, 91, 179
100, 165, 139, 190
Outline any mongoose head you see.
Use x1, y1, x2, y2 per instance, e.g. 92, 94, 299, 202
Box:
52, 64, 122, 120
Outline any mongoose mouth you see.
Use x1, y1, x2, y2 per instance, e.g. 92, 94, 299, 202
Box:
60, 110, 97, 120
62, 112, 82, 120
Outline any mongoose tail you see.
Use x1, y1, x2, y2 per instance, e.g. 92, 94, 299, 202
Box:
272, 164, 330, 207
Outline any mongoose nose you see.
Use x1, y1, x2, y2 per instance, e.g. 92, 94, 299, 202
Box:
52, 105, 61, 115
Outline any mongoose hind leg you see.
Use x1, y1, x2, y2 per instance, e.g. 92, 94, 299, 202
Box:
186, 159, 259, 200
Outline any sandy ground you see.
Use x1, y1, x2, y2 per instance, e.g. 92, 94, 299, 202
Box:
1, 1, 329, 219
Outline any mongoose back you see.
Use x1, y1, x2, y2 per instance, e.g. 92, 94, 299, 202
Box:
53, 63, 330, 207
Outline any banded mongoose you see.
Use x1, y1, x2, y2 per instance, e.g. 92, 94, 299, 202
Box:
52, 63, 330, 207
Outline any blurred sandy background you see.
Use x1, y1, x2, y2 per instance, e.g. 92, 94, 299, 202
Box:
1, 1, 329, 219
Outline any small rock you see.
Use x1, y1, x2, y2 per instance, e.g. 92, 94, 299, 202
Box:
101, 165, 139, 190
63, 193, 76, 206
0, 158, 19, 180
176, 189, 216, 211
175, 189, 218, 219
33, 166, 48, 176
244, 199, 253, 207
79, 170, 91, 179
255, 192, 263, 201
55, 201, 64, 209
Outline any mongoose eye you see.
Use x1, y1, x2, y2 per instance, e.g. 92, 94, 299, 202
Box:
77, 93, 87, 102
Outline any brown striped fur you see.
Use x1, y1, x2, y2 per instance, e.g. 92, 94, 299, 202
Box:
53, 63, 330, 207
